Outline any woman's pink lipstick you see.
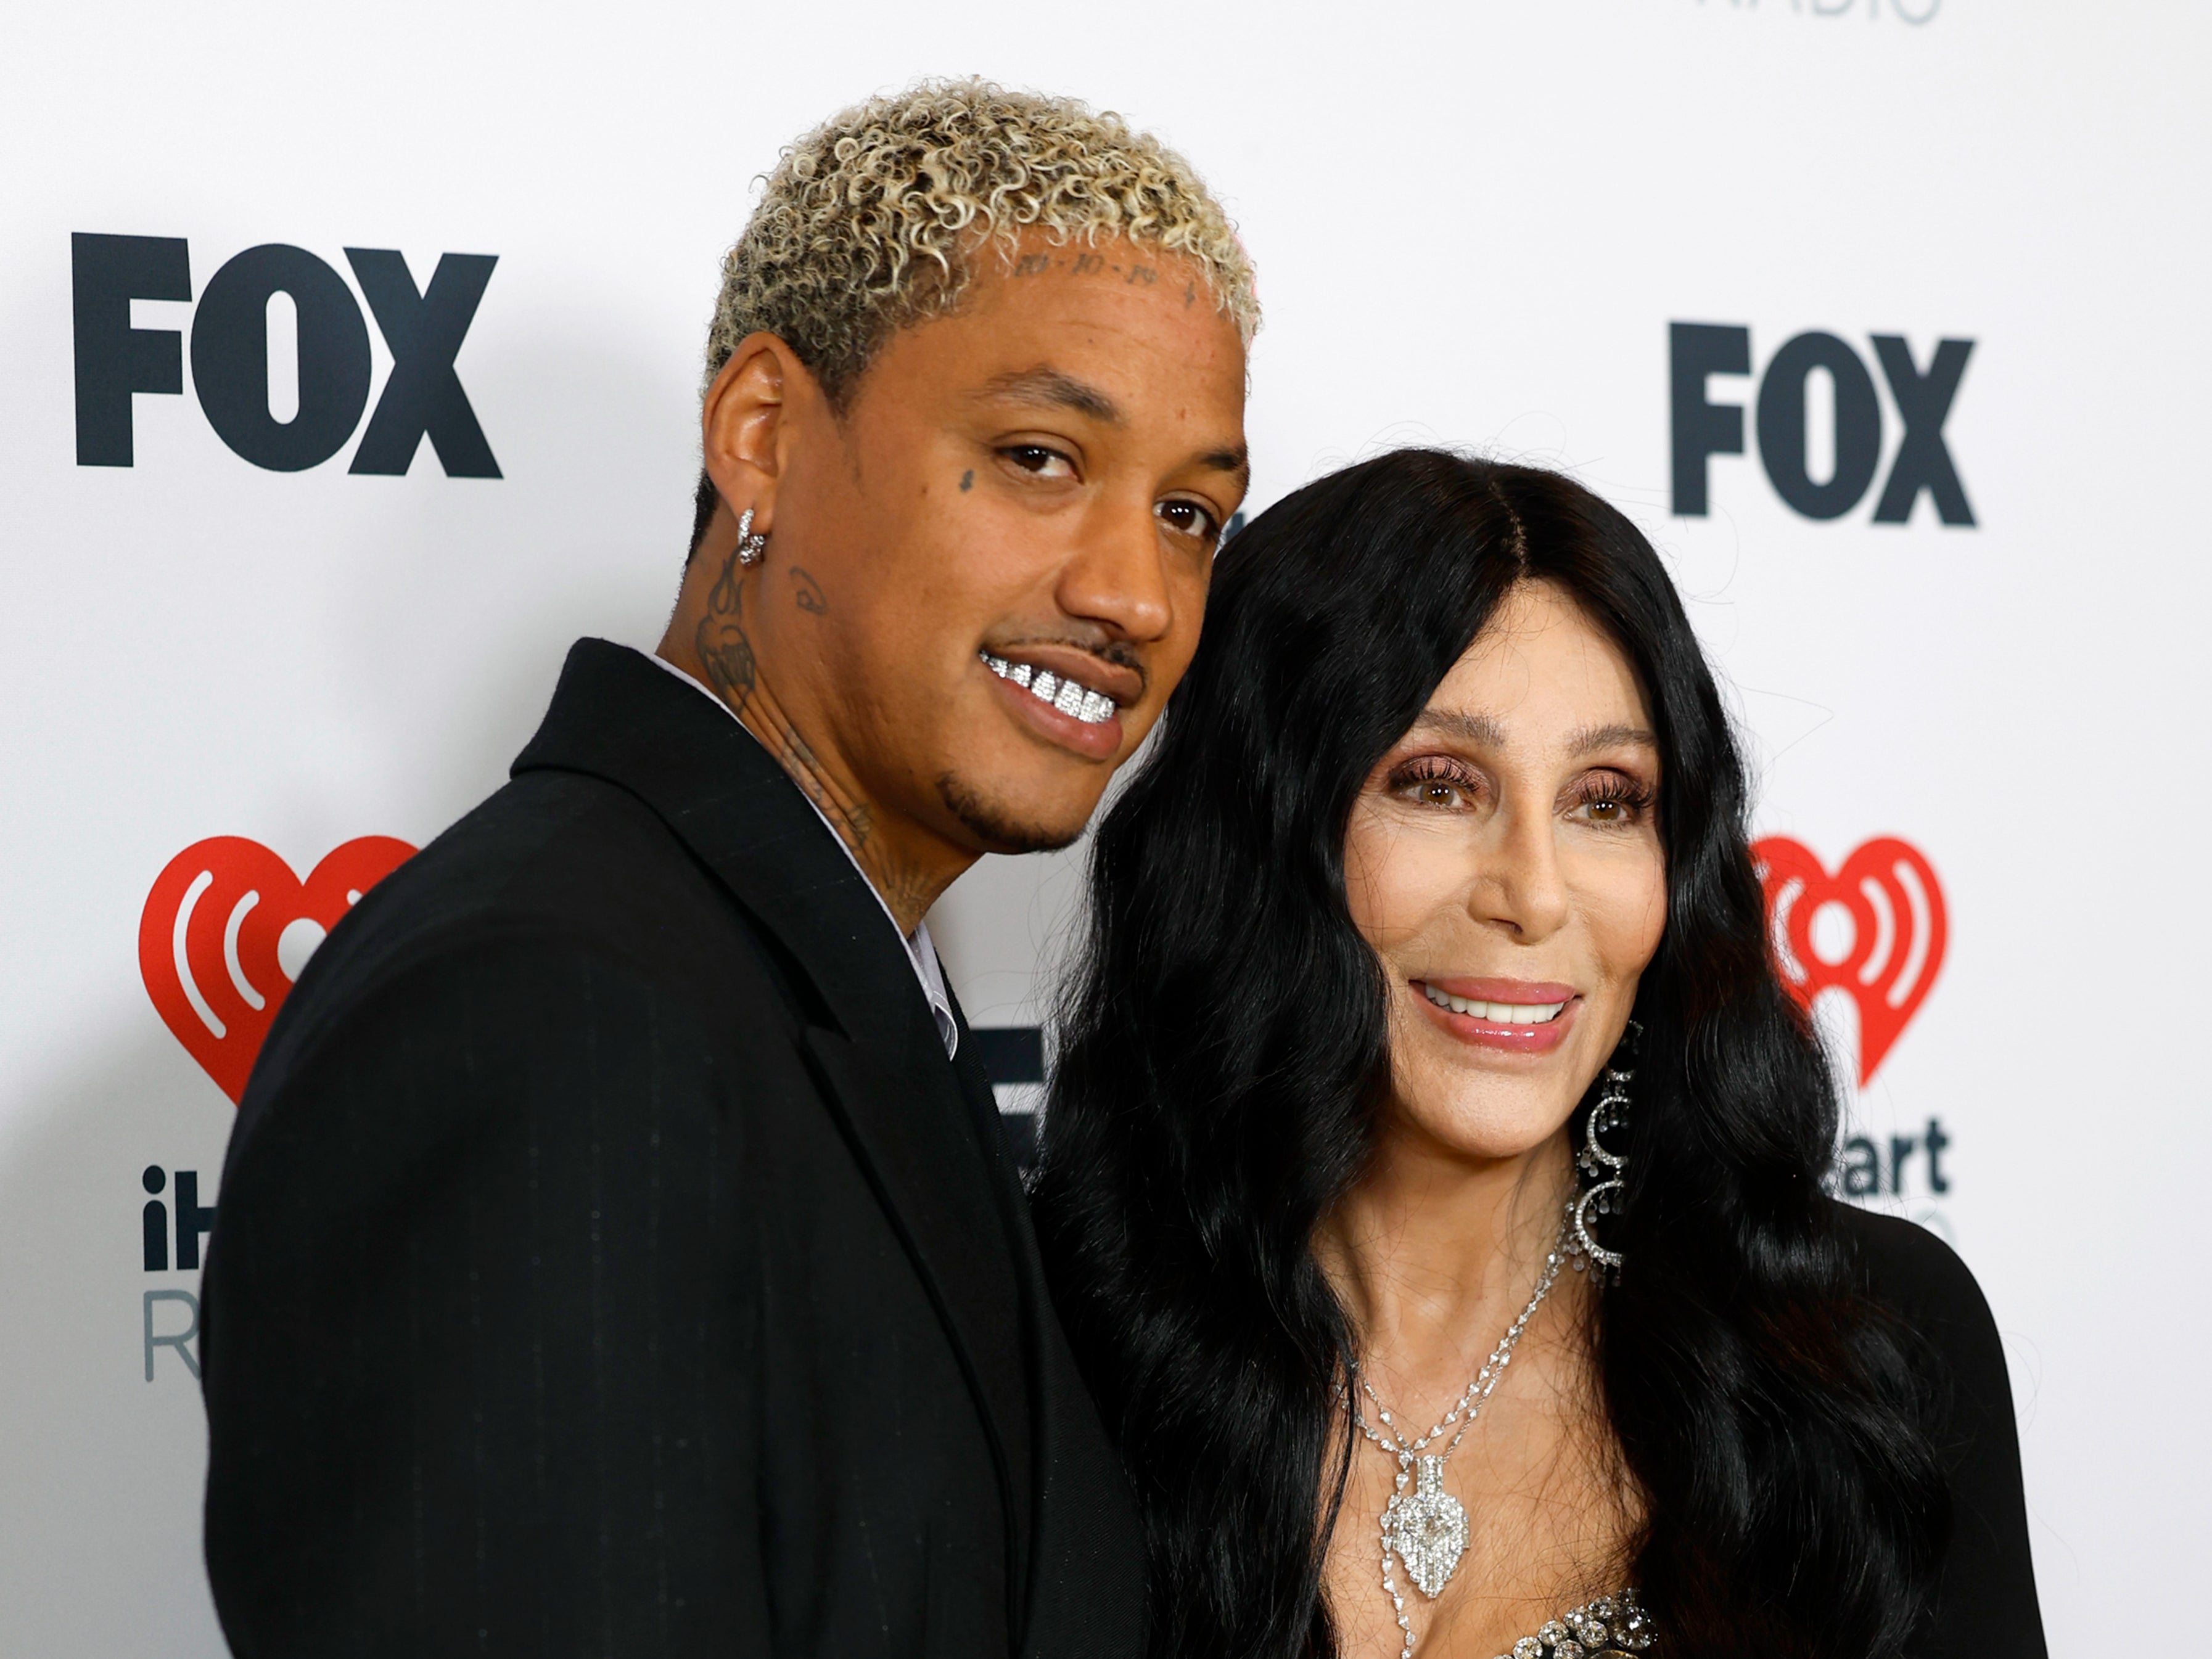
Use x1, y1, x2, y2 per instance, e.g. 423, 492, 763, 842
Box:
1412, 977, 1580, 1055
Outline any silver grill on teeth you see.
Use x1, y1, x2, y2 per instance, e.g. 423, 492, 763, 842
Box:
981, 653, 1116, 724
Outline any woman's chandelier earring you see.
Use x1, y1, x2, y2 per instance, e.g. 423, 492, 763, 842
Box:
1567, 1018, 1641, 1284
734, 506, 768, 568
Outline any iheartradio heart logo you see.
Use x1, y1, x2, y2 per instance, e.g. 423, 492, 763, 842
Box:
1752, 835, 1947, 1087
139, 836, 415, 1104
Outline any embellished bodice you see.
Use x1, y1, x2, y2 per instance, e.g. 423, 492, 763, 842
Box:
1490, 1591, 1654, 1659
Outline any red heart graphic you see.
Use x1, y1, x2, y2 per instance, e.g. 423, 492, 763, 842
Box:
139, 836, 415, 1104
1751, 835, 1947, 1087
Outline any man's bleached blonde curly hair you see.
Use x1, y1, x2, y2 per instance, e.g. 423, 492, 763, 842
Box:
707, 78, 1257, 400
689, 80, 1256, 551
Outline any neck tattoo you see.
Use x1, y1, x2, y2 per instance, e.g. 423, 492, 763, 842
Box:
693, 539, 876, 855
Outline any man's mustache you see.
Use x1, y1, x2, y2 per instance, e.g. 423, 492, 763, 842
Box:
991, 633, 1150, 698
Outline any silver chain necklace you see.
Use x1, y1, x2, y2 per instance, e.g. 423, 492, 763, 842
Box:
1346, 1206, 1573, 1659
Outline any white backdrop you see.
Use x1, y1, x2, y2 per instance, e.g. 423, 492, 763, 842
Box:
4, 2, 2205, 1652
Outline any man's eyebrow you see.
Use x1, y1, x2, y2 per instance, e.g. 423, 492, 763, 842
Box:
979, 367, 1122, 423
1197, 446, 1251, 489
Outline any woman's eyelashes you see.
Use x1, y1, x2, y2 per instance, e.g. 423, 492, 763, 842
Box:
1563, 768, 1657, 827
1387, 755, 1488, 811
1383, 756, 1656, 825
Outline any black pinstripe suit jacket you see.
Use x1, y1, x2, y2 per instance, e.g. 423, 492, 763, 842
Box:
201, 638, 1143, 1659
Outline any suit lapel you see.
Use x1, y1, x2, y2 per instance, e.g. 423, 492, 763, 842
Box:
512, 639, 1034, 1595
942, 985, 1146, 1659
943, 981, 1027, 1184
796, 1020, 1030, 1556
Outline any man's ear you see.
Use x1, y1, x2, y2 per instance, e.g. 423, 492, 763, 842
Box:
701, 332, 813, 533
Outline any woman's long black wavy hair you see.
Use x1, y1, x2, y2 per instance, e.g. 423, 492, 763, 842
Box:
1030, 452, 1949, 1659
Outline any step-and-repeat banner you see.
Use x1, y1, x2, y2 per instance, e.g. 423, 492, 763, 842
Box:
3, 2, 2202, 1652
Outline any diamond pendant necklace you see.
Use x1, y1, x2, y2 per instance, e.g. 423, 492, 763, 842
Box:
1346, 1206, 1572, 1659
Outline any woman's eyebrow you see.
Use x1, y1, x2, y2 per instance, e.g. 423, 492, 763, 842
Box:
1408, 710, 1658, 757
1566, 723, 1660, 756
1408, 708, 1507, 745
